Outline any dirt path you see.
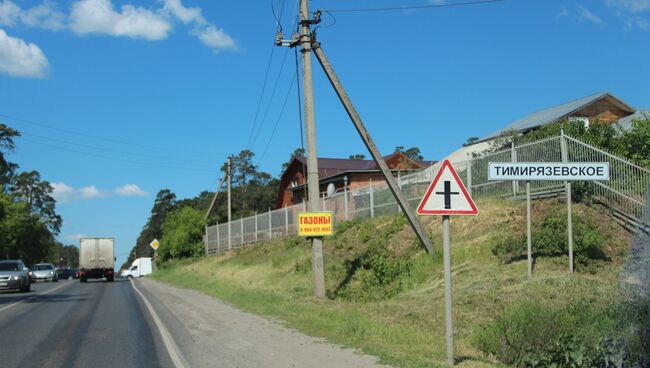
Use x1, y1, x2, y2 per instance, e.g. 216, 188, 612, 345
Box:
136, 278, 390, 368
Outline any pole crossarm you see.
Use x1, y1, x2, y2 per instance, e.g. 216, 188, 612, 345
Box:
311, 42, 434, 255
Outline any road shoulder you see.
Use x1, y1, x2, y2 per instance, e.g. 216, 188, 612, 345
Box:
135, 277, 390, 368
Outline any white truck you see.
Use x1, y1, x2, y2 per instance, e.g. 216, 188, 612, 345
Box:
79, 238, 115, 282
121, 257, 153, 278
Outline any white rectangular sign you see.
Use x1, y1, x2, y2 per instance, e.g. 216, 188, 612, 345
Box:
488, 162, 610, 181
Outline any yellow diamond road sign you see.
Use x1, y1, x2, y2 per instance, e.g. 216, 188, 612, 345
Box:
150, 239, 159, 250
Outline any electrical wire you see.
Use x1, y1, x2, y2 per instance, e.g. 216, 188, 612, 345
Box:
249, 47, 291, 148
256, 70, 296, 166
21, 138, 215, 173
322, 0, 504, 13
0, 113, 221, 156
21, 132, 218, 164
245, 43, 276, 149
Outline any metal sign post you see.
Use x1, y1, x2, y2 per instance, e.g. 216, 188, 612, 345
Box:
488, 161, 610, 275
417, 160, 479, 366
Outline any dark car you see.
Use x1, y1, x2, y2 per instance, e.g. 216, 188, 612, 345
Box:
58, 268, 80, 280
0, 260, 31, 292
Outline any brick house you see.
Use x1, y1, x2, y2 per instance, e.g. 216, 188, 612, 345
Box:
276, 152, 435, 208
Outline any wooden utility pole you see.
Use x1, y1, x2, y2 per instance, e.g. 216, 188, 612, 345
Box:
205, 175, 227, 220
299, 0, 326, 299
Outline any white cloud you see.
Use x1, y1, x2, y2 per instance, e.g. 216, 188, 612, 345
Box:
0, 28, 48, 78
70, 0, 171, 40
0, 1, 20, 27
115, 184, 148, 197
195, 25, 236, 53
21, 1, 65, 31
80, 185, 104, 199
52, 182, 146, 202
162, 0, 203, 24
576, 4, 604, 24
0, 1, 65, 30
162, 0, 237, 53
605, 0, 650, 13
65, 233, 87, 242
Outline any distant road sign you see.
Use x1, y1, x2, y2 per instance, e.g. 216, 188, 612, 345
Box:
150, 239, 159, 251
488, 162, 610, 181
417, 160, 478, 216
298, 212, 333, 236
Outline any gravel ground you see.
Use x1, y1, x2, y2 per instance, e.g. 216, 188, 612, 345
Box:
136, 278, 390, 368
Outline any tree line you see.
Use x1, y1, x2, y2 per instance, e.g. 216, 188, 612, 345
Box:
0, 124, 77, 267
123, 145, 427, 267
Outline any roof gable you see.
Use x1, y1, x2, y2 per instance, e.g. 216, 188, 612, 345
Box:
482, 92, 635, 141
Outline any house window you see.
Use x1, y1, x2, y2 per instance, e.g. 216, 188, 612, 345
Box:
291, 176, 299, 188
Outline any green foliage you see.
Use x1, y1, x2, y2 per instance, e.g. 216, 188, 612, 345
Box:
474, 298, 649, 367
0, 192, 56, 265
9, 170, 62, 234
394, 146, 424, 161
491, 205, 607, 268
0, 123, 20, 186
158, 206, 206, 261
348, 154, 366, 160
331, 216, 413, 301
487, 116, 650, 168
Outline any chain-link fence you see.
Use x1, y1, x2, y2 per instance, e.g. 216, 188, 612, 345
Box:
206, 133, 650, 254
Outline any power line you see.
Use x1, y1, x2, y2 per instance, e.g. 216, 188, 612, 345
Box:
257, 70, 297, 166
249, 47, 291, 149
245, 43, 276, 149
21, 138, 215, 173
21, 132, 218, 165
322, 0, 504, 13
0, 113, 223, 156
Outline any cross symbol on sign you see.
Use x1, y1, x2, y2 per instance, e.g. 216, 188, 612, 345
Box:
435, 181, 460, 209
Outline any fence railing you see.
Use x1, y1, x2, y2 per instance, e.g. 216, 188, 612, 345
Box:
205, 133, 650, 254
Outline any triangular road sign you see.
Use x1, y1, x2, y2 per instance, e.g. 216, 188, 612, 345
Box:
417, 160, 479, 216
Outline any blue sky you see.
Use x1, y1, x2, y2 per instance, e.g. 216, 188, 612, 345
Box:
0, 0, 648, 268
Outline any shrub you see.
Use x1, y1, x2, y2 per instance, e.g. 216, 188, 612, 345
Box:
158, 206, 206, 261
491, 205, 608, 268
474, 298, 649, 367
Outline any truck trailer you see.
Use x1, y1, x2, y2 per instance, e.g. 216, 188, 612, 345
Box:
120, 257, 153, 278
79, 238, 115, 282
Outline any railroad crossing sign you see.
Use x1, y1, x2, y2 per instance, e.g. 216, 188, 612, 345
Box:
417, 160, 479, 216
149, 239, 159, 251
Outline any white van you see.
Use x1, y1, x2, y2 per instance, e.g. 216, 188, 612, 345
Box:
121, 257, 153, 278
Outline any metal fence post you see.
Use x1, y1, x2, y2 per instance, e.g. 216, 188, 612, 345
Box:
216, 221, 220, 252
467, 154, 472, 196
397, 171, 402, 213
511, 141, 518, 197
284, 205, 289, 235
344, 176, 349, 220
369, 179, 375, 218
240, 216, 244, 246
268, 208, 272, 240
560, 129, 574, 273
255, 212, 258, 242
204, 225, 209, 256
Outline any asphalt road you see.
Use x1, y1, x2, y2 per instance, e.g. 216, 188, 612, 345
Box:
0, 278, 173, 368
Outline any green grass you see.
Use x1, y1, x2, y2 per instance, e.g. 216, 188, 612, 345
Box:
153, 198, 637, 368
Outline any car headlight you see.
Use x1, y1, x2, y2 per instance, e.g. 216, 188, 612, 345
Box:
12, 276, 19, 280
29, 271, 32, 275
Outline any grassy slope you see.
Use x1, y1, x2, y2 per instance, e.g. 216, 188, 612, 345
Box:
153, 198, 631, 368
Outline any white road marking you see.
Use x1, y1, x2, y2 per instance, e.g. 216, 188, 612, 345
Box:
130, 279, 189, 368
0, 281, 74, 313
